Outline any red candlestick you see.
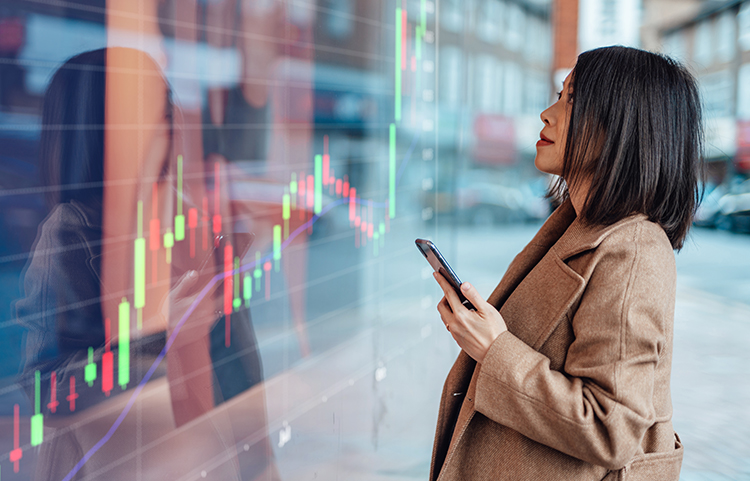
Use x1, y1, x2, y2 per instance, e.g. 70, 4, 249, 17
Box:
263, 261, 272, 300
224, 244, 233, 347
48, 372, 59, 413
213, 162, 222, 235
306, 174, 314, 208
349, 187, 356, 224
67, 376, 79, 412
10, 404, 22, 472
298, 177, 306, 220
188, 208, 198, 258
102, 317, 113, 396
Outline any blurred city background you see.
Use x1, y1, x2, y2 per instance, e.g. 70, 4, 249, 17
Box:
0, 0, 748, 480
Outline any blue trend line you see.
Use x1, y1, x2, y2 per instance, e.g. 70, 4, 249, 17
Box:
62, 133, 418, 480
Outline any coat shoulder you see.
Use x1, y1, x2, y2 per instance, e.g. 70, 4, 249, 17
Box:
596, 217, 674, 263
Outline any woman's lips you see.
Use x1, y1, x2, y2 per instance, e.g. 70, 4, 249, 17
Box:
537, 133, 554, 147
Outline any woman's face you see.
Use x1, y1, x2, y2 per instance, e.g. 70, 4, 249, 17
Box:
535, 72, 574, 177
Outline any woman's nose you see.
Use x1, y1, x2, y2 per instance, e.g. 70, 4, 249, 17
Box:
540, 109, 551, 126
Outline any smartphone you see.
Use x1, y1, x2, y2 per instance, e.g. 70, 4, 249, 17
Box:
415, 238, 476, 311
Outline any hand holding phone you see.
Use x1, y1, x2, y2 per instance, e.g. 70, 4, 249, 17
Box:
162, 232, 256, 342
415, 238, 476, 311
171, 232, 256, 298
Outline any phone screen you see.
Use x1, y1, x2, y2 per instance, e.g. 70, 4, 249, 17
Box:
415, 238, 476, 311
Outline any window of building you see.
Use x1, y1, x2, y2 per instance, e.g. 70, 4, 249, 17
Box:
740, 1, 750, 50
694, 19, 714, 67
701, 69, 734, 118
440, 45, 464, 108
474, 54, 498, 112
715, 9, 737, 64
663, 31, 687, 62
477, 0, 503, 44
503, 61, 522, 115
524, 70, 549, 116
505, 2, 524, 51
737, 63, 750, 119
440, 0, 464, 33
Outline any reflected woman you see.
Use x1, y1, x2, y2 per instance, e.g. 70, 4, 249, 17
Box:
15, 48, 278, 480
430, 46, 702, 480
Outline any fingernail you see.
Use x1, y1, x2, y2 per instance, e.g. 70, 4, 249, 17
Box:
461, 283, 470, 291
188, 270, 197, 278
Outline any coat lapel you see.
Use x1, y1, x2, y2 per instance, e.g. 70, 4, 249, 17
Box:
486, 197, 577, 310
491, 198, 648, 350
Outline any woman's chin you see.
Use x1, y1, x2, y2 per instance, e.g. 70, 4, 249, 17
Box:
534, 155, 562, 177
533, 157, 552, 175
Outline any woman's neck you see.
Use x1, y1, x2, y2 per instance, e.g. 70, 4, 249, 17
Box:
568, 179, 590, 218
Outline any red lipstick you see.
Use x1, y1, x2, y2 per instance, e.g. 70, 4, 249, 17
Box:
537, 132, 554, 147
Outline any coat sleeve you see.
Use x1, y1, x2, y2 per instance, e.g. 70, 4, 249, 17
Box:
473, 223, 674, 470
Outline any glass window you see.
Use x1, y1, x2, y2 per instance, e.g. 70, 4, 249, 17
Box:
701, 69, 734, 118
715, 10, 737, 64
737, 63, 750, 120
524, 70, 549, 116
503, 61, 523, 115
440, 45, 464, 108
740, 1, 750, 50
474, 54, 498, 112
505, 3, 525, 51
477, 0, 503, 44
441, 0, 464, 33
663, 31, 688, 62
694, 19, 714, 67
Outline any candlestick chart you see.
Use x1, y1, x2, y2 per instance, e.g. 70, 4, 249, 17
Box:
0, 0, 447, 479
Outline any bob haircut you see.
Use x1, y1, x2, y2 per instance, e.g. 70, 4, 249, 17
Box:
547, 46, 704, 251
40, 48, 174, 212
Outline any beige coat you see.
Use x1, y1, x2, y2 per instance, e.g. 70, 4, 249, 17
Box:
430, 197, 683, 481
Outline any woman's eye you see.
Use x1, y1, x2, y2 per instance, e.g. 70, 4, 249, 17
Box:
556, 91, 562, 100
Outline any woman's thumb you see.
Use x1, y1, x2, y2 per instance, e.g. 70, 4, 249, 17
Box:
460, 282, 484, 311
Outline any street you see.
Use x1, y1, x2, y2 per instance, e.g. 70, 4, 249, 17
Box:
261, 220, 750, 481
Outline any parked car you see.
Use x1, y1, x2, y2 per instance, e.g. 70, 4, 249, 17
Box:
694, 181, 726, 228
716, 177, 750, 233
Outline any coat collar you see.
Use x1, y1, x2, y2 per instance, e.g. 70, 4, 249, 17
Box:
550, 197, 648, 261
486, 196, 647, 309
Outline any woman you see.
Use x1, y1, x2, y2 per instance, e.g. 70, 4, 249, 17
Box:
430, 46, 702, 480
15, 48, 278, 480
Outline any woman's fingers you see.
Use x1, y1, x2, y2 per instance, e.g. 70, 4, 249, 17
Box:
437, 296, 451, 317
433, 271, 464, 313
459, 282, 488, 315
171, 270, 199, 299
436, 296, 456, 333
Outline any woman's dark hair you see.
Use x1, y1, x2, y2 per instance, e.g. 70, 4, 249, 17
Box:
40, 48, 108, 211
547, 45, 705, 251
40, 47, 174, 213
